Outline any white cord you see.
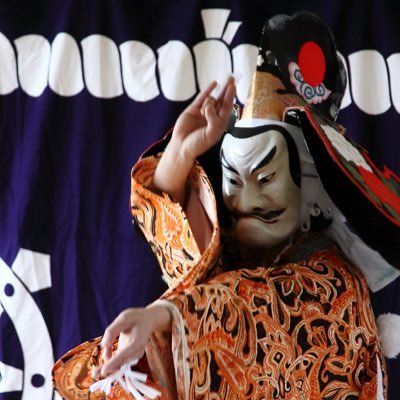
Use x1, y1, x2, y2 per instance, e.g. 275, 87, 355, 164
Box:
89, 359, 161, 399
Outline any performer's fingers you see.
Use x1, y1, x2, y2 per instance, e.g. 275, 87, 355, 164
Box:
101, 311, 135, 358
200, 96, 216, 117
216, 76, 235, 104
203, 99, 218, 125
191, 81, 218, 109
204, 103, 225, 144
101, 344, 144, 376
218, 81, 236, 122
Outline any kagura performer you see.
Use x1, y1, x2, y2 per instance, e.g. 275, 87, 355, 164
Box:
53, 11, 400, 399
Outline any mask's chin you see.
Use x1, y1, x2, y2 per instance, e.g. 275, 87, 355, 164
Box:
233, 216, 299, 249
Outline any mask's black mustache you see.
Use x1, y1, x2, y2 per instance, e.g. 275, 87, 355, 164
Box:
232, 208, 285, 221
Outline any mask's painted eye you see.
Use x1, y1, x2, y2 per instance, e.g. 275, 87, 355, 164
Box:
258, 173, 275, 186
229, 178, 240, 186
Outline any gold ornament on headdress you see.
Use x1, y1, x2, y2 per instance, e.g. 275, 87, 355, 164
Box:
241, 70, 304, 121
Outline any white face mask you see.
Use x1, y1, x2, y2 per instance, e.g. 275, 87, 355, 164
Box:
221, 129, 301, 248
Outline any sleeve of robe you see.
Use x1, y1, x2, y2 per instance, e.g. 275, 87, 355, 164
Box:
130, 154, 222, 297
131, 154, 224, 399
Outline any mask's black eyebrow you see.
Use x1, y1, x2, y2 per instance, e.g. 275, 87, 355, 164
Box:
220, 149, 239, 174
251, 146, 277, 174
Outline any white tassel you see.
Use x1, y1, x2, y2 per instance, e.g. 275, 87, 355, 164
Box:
376, 313, 400, 359
90, 359, 161, 399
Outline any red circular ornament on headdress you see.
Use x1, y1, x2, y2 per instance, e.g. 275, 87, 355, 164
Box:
298, 41, 326, 86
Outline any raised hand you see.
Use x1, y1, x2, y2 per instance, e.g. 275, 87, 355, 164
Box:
153, 77, 236, 204
173, 76, 236, 161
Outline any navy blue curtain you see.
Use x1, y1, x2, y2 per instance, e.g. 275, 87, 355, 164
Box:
0, 1, 398, 398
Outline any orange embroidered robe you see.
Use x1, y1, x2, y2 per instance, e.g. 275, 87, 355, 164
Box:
130, 155, 387, 400
52, 154, 387, 400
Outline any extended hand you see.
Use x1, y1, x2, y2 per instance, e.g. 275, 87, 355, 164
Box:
93, 304, 171, 377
